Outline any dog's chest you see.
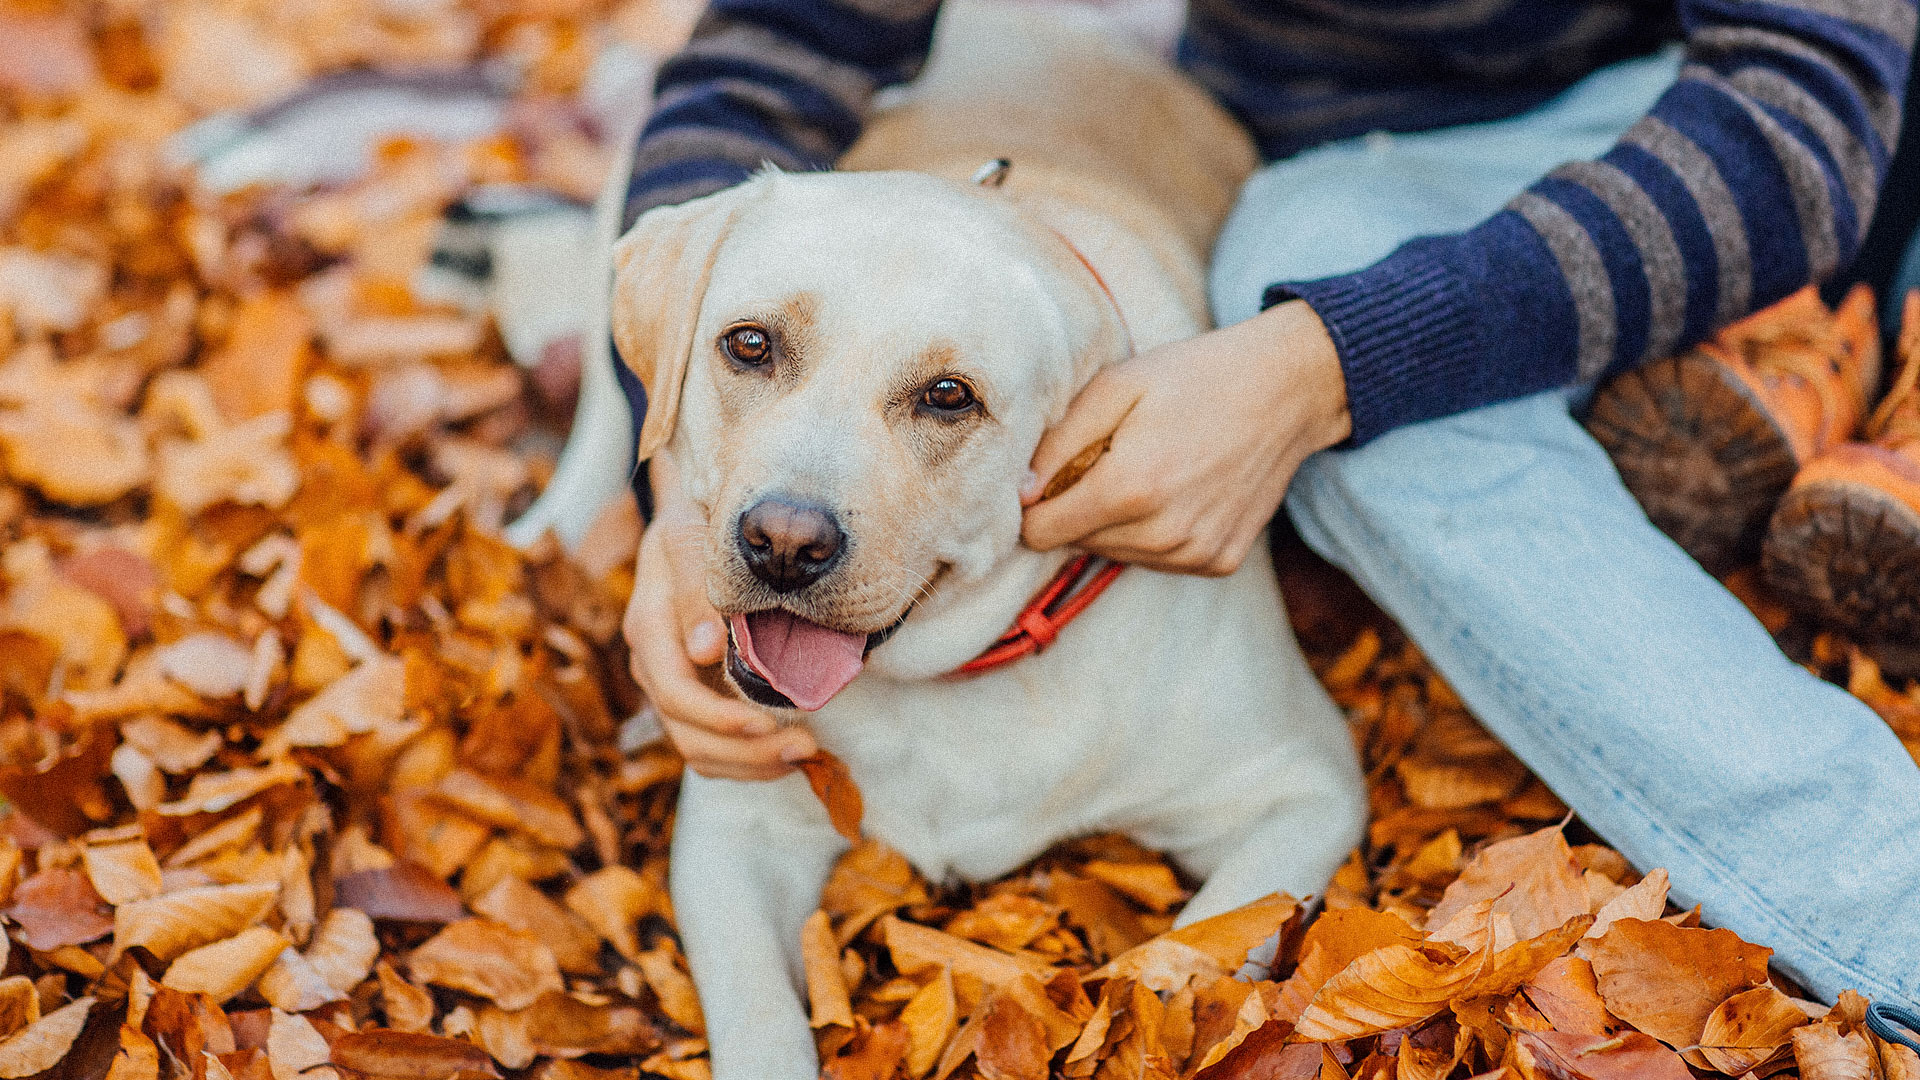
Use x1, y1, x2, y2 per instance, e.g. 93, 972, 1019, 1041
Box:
808, 565, 1333, 882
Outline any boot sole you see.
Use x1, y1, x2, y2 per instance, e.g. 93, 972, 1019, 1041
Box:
1586, 352, 1800, 574
1764, 480, 1920, 641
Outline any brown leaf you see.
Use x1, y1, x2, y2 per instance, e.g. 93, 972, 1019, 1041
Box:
1192, 1020, 1317, 1080
0, 996, 93, 1078
1272, 908, 1423, 1025
407, 918, 563, 1011
636, 946, 706, 1036
156, 760, 307, 816
1586, 919, 1770, 1048
1583, 868, 1667, 941
105, 1023, 160, 1080
884, 916, 1056, 990
900, 969, 957, 1078
1461, 914, 1594, 999
1794, 1022, 1877, 1080
821, 840, 928, 933
824, 1021, 909, 1080
82, 835, 164, 905
0, 978, 37, 1040
375, 962, 435, 1034
430, 768, 583, 850
1293, 937, 1486, 1041
1694, 985, 1809, 1074
795, 751, 863, 842
257, 948, 344, 1014
564, 866, 658, 963
329, 1030, 499, 1080
1079, 861, 1187, 914
1426, 826, 1589, 945
332, 864, 464, 924
945, 894, 1059, 953
1515, 1030, 1691, 1080
1090, 892, 1299, 996
471, 877, 602, 976
113, 881, 280, 963
8, 867, 112, 950
1520, 957, 1614, 1037
975, 993, 1049, 1080
161, 927, 289, 1002
803, 910, 854, 1029
265, 1010, 335, 1080
301, 907, 380, 993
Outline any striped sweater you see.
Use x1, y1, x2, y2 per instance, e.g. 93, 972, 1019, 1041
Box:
623, 0, 1915, 444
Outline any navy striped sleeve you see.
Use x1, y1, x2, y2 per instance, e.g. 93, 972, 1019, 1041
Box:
1271, 0, 1915, 443
622, 0, 941, 228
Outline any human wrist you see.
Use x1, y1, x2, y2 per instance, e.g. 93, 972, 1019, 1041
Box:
1251, 299, 1352, 452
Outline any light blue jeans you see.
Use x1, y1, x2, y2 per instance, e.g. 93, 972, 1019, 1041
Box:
1213, 47, 1920, 1005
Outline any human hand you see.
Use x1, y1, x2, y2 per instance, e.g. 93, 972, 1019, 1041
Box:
1020, 300, 1351, 575
623, 455, 817, 779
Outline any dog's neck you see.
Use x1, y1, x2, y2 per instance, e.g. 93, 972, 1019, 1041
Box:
861, 542, 1078, 681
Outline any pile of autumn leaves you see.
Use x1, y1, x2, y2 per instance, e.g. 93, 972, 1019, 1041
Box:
797, 628, 1920, 1080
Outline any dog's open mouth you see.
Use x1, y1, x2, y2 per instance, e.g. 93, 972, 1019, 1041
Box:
725, 609, 912, 711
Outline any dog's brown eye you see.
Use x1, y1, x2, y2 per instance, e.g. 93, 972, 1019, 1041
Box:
921, 378, 977, 413
721, 325, 772, 366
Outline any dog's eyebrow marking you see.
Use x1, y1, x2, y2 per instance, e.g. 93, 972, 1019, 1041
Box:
887, 340, 988, 470
766, 292, 820, 387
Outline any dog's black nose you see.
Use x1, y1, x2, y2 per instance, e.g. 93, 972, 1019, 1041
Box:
737, 497, 845, 593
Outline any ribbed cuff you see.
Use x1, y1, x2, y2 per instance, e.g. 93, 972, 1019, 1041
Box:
1264, 242, 1490, 446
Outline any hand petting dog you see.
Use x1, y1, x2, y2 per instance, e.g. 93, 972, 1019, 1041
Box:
1022, 298, 1349, 575
631, 298, 1350, 779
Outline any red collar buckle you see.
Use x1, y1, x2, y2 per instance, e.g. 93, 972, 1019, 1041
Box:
951, 554, 1125, 676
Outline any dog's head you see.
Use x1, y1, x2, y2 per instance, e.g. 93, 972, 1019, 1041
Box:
613, 169, 1126, 711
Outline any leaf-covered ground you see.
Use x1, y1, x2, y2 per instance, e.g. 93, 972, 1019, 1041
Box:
0, 3, 1915, 1080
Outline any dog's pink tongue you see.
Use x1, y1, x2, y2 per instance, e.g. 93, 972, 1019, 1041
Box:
731, 611, 866, 711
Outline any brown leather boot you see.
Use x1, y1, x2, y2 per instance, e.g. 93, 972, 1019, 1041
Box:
1587, 284, 1882, 573
1763, 290, 1920, 642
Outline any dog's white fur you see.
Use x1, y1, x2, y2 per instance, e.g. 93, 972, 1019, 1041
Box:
605, 8, 1367, 1078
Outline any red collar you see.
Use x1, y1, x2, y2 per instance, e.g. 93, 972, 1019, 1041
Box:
952, 554, 1126, 675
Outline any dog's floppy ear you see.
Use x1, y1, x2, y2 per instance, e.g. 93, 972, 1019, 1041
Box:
610, 184, 756, 463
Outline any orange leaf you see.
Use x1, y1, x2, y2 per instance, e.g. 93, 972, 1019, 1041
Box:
1520, 956, 1614, 1037
1694, 985, 1810, 1074
1292, 937, 1485, 1041
1272, 908, 1423, 1025
328, 1030, 499, 1080
802, 910, 854, 1029
1515, 1030, 1691, 1080
1585, 919, 1770, 1048
1426, 825, 1589, 945
975, 993, 1049, 1080
795, 751, 863, 842
1793, 1021, 1877, 1080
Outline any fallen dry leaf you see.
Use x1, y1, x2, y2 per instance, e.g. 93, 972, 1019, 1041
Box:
1794, 1021, 1877, 1080
329, 1029, 500, 1080
1694, 985, 1809, 1073
1516, 1029, 1692, 1080
8, 867, 113, 950
407, 918, 564, 1011
803, 910, 854, 1029
795, 751, 864, 842
113, 881, 280, 963
1586, 918, 1771, 1048
162, 927, 290, 1001
0, 997, 92, 1078
1426, 825, 1589, 944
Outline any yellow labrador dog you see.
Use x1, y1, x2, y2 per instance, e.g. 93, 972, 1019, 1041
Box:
613, 6, 1366, 1077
